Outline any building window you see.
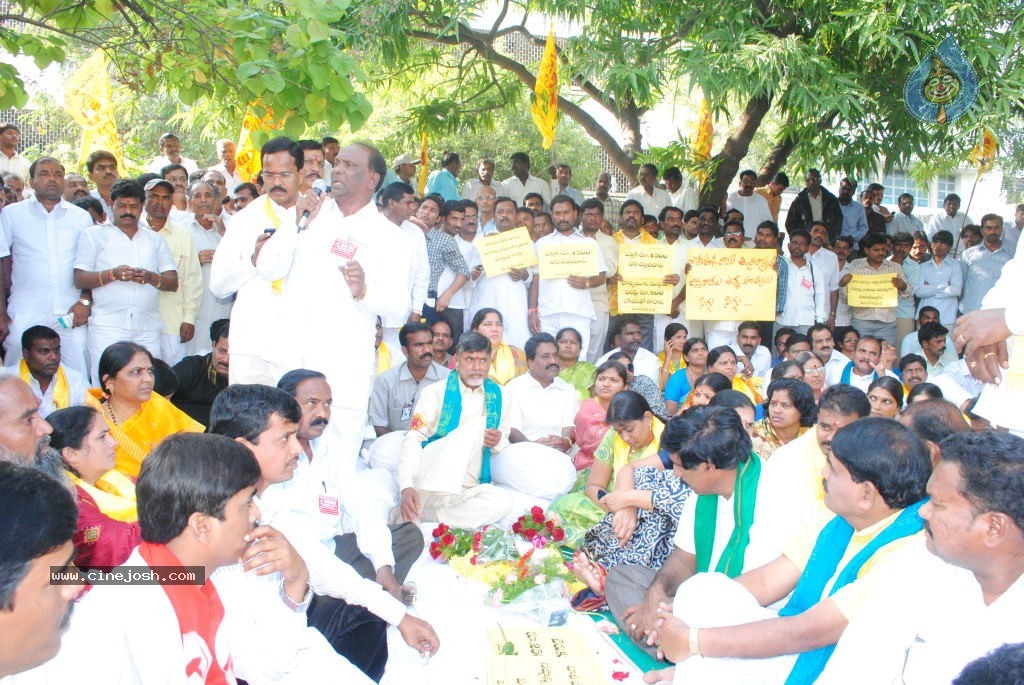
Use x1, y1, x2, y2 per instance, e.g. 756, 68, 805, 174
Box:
881, 171, 927, 207
935, 175, 957, 207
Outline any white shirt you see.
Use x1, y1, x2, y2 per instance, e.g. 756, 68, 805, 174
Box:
504, 373, 579, 440
0, 197, 94, 318
729, 343, 772, 379
501, 174, 551, 207
822, 348, 851, 384
5, 363, 89, 417
914, 256, 962, 324
726, 191, 774, 239
0, 149, 30, 180
74, 224, 176, 331
808, 247, 841, 293
207, 163, 247, 194
586, 230, 618, 310
825, 362, 897, 392
777, 255, 827, 327
188, 218, 234, 331
437, 231, 475, 311
401, 220, 431, 317
461, 178, 505, 201
533, 230, 607, 321
926, 211, 973, 239
146, 155, 200, 175
596, 346, 660, 385
669, 186, 698, 212
688, 235, 726, 249
625, 185, 672, 217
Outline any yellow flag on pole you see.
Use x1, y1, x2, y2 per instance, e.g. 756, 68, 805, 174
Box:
531, 26, 559, 150
691, 98, 714, 184
63, 50, 123, 170
969, 129, 998, 175
235, 102, 279, 183
418, 127, 429, 195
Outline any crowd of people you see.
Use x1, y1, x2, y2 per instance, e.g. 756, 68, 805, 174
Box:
1, 120, 1023, 684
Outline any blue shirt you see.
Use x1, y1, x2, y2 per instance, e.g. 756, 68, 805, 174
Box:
425, 168, 460, 202
838, 200, 869, 246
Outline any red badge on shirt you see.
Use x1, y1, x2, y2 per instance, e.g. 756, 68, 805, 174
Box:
409, 413, 426, 431
800, 277, 813, 290
318, 495, 340, 516
329, 239, 359, 260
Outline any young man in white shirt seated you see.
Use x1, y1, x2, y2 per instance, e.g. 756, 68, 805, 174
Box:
7, 325, 88, 418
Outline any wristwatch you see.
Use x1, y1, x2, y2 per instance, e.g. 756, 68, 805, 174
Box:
78, 298, 92, 307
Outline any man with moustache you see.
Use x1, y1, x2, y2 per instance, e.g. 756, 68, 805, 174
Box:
255, 141, 411, 471
469, 196, 531, 347
837, 177, 868, 249
725, 169, 773, 240
159, 162, 190, 216
609, 199, 670, 352
61, 173, 90, 203
185, 179, 234, 356
462, 157, 505, 201
7, 326, 89, 418
591, 171, 622, 231
370, 322, 451, 437
0, 371, 54, 466
529, 195, 608, 359
825, 335, 899, 392
0, 156, 94, 373
210, 137, 320, 385
170, 318, 230, 425
73, 180, 178, 382
208, 138, 245, 194
379, 182, 430, 352
296, 139, 328, 194
146, 132, 199, 175
579, 198, 618, 362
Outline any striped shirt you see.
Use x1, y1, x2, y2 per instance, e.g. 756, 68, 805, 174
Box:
424, 228, 470, 293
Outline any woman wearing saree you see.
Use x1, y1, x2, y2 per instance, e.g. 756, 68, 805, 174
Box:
556, 327, 597, 399
571, 360, 629, 471
84, 342, 204, 477
469, 308, 527, 385
750, 378, 816, 460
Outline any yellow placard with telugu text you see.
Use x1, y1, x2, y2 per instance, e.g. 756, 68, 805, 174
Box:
538, 244, 600, 280
685, 248, 777, 321
485, 627, 606, 685
618, 281, 673, 314
847, 273, 898, 308
478, 227, 538, 276
618, 244, 674, 282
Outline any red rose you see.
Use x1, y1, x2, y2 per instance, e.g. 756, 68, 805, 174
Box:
545, 520, 554, 530
470, 556, 478, 565
441, 533, 456, 546
531, 505, 544, 517
512, 521, 523, 533
429, 542, 442, 559
524, 528, 536, 539
531, 510, 545, 524
552, 528, 565, 542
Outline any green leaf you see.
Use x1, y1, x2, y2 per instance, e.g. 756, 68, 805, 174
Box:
261, 71, 287, 94
285, 24, 308, 49
307, 20, 329, 43
308, 62, 330, 90
236, 62, 261, 80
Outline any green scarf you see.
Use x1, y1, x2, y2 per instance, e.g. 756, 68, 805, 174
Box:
693, 453, 762, 577
422, 371, 502, 484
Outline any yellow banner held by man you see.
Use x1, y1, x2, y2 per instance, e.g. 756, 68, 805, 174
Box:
477, 227, 538, 276
538, 243, 600, 280
847, 274, 898, 308
618, 244, 674, 282
63, 50, 123, 169
618, 281, 673, 314
686, 248, 777, 321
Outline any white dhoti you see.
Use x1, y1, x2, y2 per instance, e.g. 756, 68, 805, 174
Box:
588, 307, 609, 363
159, 332, 186, 366
671, 573, 795, 685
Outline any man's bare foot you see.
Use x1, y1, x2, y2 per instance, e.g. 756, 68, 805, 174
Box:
571, 550, 606, 593
642, 666, 675, 683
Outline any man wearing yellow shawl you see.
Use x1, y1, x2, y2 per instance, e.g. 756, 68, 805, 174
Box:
12, 325, 89, 418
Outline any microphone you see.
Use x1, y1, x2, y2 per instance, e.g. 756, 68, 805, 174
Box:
297, 178, 330, 232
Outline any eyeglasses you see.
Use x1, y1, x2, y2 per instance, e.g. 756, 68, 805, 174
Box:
842, 337, 858, 344
262, 171, 296, 181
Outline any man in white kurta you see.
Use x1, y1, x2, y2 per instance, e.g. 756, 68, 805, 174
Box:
0, 157, 94, 374
469, 197, 531, 347
187, 196, 234, 356
255, 143, 410, 471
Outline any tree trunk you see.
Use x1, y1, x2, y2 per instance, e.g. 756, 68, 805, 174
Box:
703, 93, 773, 208
757, 111, 839, 186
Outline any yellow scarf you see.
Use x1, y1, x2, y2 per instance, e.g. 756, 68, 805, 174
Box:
70, 469, 138, 523
376, 342, 393, 375
264, 196, 284, 293
732, 376, 763, 404
19, 359, 69, 410
489, 342, 518, 385
609, 417, 665, 475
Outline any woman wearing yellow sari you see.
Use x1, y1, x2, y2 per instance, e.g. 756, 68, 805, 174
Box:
707, 345, 762, 404
85, 342, 204, 477
751, 378, 815, 460
49, 405, 141, 571
470, 307, 527, 385
656, 323, 689, 390
550, 390, 664, 546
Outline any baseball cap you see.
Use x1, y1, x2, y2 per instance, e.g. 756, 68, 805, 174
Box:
392, 154, 421, 168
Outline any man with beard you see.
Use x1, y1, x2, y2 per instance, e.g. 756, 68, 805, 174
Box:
0, 371, 55, 466
7, 325, 89, 418
61, 173, 89, 203
141, 178, 203, 366
170, 318, 230, 425
529, 195, 607, 360
0, 460, 81, 679
185, 179, 233, 356
462, 157, 505, 201
0, 157, 94, 373
73, 180, 178, 382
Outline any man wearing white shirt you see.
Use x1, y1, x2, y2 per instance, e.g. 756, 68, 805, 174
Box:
528, 195, 607, 359
626, 163, 672, 217
961, 213, 1013, 315
730, 322, 772, 379
664, 166, 698, 212
208, 138, 246, 195
688, 205, 726, 249
461, 157, 505, 200
807, 222, 841, 328
186, 181, 233, 356
0, 156, 94, 374
914, 321, 958, 376
820, 431, 1024, 685
725, 170, 773, 240
210, 137, 313, 386
580, 198, 618, 361
141, 179, 203, 366
86, 149, 119, 223
596, 318, 661, 385
915, 229, 962, 325
255, 142, 411, 471
654, 206, 690, 350
0, 123, 30, 182
808, 323, 850, 380
6, 326, 89, 417
72, 180, 177, 382
926, 193, 973, 239
891, 192, 925, 236
145, 132, 200, 175
502, 151, 550, 206
777, 230, 828, 336
824, 335, 898, 392
380, 181, 430, 351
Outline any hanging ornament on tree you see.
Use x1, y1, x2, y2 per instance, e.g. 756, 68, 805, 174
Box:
903, 35, 979, 125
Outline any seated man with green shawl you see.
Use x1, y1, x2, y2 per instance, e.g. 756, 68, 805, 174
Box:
646, 417, 933, 685
397, 331, 515, 528
607, 406, 787, 657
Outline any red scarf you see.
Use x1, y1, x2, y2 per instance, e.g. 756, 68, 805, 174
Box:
137, 541, 236, 684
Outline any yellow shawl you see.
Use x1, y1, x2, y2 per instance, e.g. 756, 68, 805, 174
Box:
70, 469, 138, 523
488, 342, 527, 385
19, 359, 69, 410
608, 417, 666, 476
376, 342, 393, 375
86, 389, 205, 477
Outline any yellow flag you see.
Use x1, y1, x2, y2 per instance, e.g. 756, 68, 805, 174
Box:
691, 98, 714, 184
969, 129, 998, 175
63, 50, 123, 170
531, 26, 559, 150
235, 102, 279, 183
418, 127, 429, 195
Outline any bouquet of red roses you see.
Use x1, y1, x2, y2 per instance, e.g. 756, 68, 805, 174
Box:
428, 523, 475, 561
510, 506, 566, 546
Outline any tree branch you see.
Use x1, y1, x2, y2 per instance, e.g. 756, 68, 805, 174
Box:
756, 110, 838, 186
704, 93, 774, 206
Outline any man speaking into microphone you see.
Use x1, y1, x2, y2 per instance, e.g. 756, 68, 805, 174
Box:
256, 143, 414, 472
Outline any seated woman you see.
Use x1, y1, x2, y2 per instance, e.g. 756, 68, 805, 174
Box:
374, 315, 395, 376
770, 360, 803, 382
85, 342, 204, 477
868, 375, 904, 418
834, 325, 860, 360
556, 327, 597, 399
606, 350, 668, 420
48, 405, 140, 570
550, 391, 664, 547
751, 378, 816, 460
572, 361, 628, 471
469, 308, 527, 385
677, 372, 732, 412
663, 338, 708, 415
793, 351, 826, 403
657, 324, 689, 390
906, 381, 943, 405
707, 345, 762, 404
